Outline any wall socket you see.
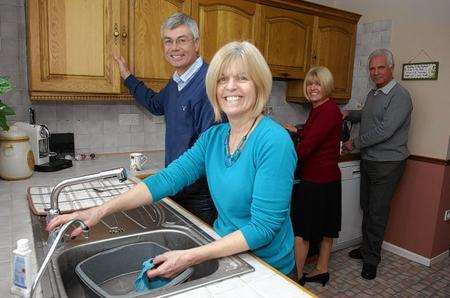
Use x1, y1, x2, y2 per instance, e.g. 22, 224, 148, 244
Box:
444, 210, 450, 221
119, 113, 140, 126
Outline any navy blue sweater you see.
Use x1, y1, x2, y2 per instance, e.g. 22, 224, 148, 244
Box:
124, 63, 215, 166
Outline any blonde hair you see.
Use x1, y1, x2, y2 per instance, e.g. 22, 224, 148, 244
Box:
303, 66, 334, 101
205, 41, 272, 122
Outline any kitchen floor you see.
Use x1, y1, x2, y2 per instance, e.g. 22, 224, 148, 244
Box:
302, 246, 450, 297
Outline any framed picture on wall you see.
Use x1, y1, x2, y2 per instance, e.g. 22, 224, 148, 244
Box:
402, 62, 439, 80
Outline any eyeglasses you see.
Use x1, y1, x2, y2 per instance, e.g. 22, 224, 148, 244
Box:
163, 36, 195, 48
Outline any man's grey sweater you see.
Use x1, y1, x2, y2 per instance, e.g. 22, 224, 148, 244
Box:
347, 80, 413, 161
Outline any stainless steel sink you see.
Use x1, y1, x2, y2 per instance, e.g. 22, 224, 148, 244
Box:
31, 200, 254, 297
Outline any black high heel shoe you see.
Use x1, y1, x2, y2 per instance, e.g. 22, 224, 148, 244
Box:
298, 272, 329, 286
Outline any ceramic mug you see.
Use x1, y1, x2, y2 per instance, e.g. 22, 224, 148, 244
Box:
130, 153, 148, 171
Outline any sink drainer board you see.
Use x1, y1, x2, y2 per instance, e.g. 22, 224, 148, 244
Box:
27, 178, 136, 215
75, 242, 193, 297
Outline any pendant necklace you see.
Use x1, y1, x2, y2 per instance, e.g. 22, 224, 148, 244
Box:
224, 116, 259, 167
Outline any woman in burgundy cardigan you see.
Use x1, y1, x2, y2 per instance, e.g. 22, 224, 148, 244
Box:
285, 66, 342, 286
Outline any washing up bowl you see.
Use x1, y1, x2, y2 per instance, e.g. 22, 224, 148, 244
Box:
56, 229, 219, 297
75, 241, 194, 297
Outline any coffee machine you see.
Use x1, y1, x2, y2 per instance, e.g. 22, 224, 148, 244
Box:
15, 122, 50, 166
15, 111, 72, 172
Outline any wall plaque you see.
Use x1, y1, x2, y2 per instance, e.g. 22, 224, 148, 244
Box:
402, 62, 439, 80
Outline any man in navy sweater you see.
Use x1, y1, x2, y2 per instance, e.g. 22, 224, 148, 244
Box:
114, 13, 217, 225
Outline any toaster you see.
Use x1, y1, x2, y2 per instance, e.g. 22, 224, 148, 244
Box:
15, 122, 50, 166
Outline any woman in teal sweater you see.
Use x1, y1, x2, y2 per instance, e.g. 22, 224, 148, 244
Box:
48, 41, 297, 277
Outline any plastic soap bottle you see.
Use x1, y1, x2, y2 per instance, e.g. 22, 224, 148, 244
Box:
11, 239, 32, 297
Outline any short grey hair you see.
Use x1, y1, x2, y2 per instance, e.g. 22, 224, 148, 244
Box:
160, 13, 199, 40
368, 48, 395, 68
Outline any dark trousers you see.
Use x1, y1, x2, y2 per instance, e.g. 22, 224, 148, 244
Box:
360, 159, 406, 267
171, 177, 217, 226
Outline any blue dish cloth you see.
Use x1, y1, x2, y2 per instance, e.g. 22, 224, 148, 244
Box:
134, 259, 170, 292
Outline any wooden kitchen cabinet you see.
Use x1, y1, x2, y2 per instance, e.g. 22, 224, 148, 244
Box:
259, 5, 314, 79
27, 0, 122, 98
191, 0, 258, 63
314, 17, 357, 99
27, 0, 359, 101
286, 15, 357, 102
27, 0, 190, 100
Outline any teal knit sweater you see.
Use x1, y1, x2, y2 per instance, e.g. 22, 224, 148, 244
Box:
144, 116, 297, 274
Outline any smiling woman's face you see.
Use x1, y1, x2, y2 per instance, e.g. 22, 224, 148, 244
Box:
306, 79, 326, 107
216, 61, 256, 120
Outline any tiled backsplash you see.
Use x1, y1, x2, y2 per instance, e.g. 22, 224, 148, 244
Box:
0, 1, 390, 154
347, 19, 393, 109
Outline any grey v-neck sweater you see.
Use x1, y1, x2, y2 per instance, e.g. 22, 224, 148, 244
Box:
348, 82, 413, 161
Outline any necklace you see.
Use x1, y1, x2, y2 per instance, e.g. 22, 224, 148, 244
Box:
224, 116, 259, 167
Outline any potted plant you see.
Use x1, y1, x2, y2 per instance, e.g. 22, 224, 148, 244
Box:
0, 76, 16, 131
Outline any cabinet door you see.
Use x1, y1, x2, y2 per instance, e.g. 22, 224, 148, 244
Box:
28, 0, 121, 95
191, 0, 257, 63
125, 0, 191, 92
314, 17, 356, 99
260, 6, 314, 79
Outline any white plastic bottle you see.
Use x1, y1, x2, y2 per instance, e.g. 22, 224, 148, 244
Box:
11, 239, 32, 297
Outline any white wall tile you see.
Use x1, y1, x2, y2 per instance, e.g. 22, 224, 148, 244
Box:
75, 134, 90, 148
103, 119, 119, 134
130, 132, 145, 146
56, 119, 74, 133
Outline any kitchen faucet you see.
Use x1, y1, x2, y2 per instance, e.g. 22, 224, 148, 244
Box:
46, 168, 127, 245
30, 219, 90, 298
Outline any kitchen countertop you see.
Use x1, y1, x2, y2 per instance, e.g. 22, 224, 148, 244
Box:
0, 151, 313, 298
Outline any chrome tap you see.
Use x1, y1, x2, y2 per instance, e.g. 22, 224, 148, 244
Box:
47, 168, 127, 221
30, 219, 90, 298
46, 168, 127, 244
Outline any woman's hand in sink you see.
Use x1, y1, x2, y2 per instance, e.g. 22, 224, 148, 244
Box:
46, 207, 104, 238
147, 249, 196, 279
46, 183, 153, 237
148, 230, 250, 279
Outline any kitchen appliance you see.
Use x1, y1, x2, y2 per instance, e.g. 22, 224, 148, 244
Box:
0, 125, 34, 180
15, 122, 72, 172
50, 133, 74, 158
15, 122, 50, 166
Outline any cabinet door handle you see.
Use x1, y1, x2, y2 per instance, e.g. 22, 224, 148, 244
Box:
113, 26, 120, 38
280, 72, 290, 77
113, 23, 120, 45
352, 170, 360, 175
121, 26, 128, 39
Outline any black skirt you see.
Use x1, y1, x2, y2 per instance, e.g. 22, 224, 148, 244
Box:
290, 180, 342, 241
